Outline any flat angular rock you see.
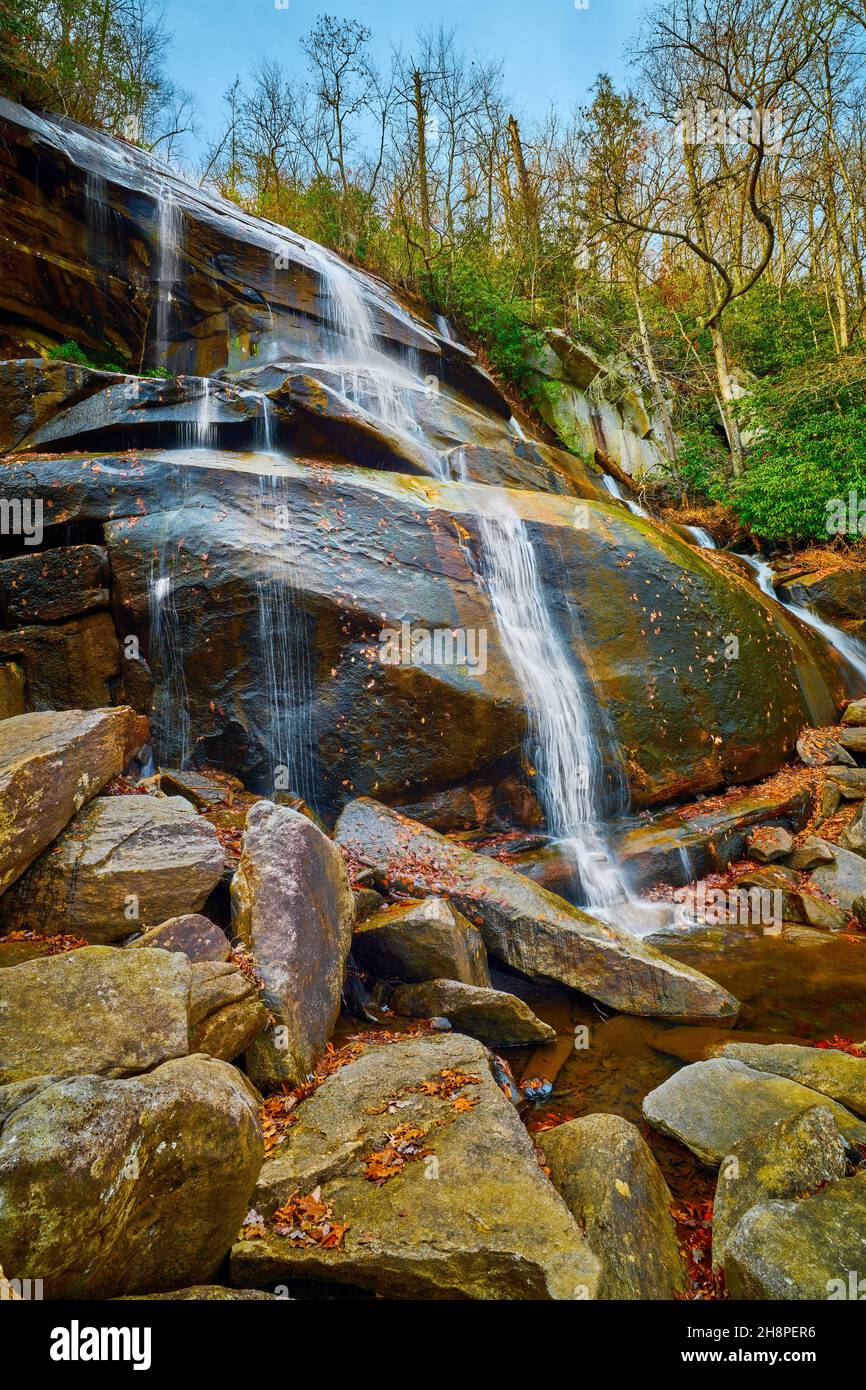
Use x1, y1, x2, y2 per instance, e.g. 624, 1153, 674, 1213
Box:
779, 889, 849, 933
719, 1042, 866, 1117
0, 707, 145, 896
352, 896, 490, 986
838, 726, 866, 755
810, 841, 866, 909
231, 800, 355, 1089
642, 1057, 866, 1164
724, 1171, 866, 1300
336, 799, 740, 1023
785, 836, 835, 871
160, 768, 228, 810
713, 1106, 848, 1265
840, 802, 866, 855
188, 959, 268, 1061
390, 979, 554, 1046
539, 1113, 685, 1300
0, 1055, 264, 1299
0, 945, 190, 1083
230, 1033, 600, 1300
127, 913, 231, 962
0, 612, 119, 709
119, 1285, 278, 1301
0, 545, 108, 623
825, 765, 866, 798
842, 698, 866, 727
746, 826, 794, 863
0, 795, 224, 941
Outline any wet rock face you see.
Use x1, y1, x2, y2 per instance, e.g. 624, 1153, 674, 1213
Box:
352, 897, 491, 986
0, 450, 843, 820
0, 98, 497, 403
0, 1055, 264, 1299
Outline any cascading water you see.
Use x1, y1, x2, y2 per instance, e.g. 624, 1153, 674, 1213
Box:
683, 524, 717, 549
738, 552, 866, 693
601, 472, 649, 519
304, 243, 445, 474
472, 487, 631, 910
148, 550, 192, 767
154, 182, 182, 363
253, 474, 318, 803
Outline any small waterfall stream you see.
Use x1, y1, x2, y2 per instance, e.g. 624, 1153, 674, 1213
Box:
474, 489, 630, 909
154, 182, 182, 363
601, 472, 648, 518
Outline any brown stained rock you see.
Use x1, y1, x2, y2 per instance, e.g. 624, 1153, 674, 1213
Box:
0, 612, 119, 709
0, 546, 108, 623
390, 978, 554, 1046
231, 801, 354, 1089
0, 1055, 264, 1299
336, 798, 740, 1023
0, 795, 224, 941
127, 913, 231, 962
0, 707, 146, 896
352, 896, 490, 986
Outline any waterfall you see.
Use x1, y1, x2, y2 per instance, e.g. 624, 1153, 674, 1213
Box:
474, 488, 630, 910
509, 416, 527, 441
601, 472, 648, 519
148, 559, 191, 767
738, 553, 866, 693
253, 475, 318, 803
305, 243, 438, 464
154, 182, 182, 363
683, 524, 717, 549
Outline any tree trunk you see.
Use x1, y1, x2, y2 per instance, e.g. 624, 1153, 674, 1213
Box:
630, 271, 678, 464
413, 70, 432, 262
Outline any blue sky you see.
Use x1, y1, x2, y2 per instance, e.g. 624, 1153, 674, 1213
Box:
164, 0, 646, 153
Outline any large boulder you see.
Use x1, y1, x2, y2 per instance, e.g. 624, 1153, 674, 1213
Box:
0, 946, 190, 1083
539, 1113, 685, 1300
724, 1171, 866, 1300
390, 979, 555, 1046
351, 897, 490, 986
642, 1058, 866, 1164
336, 798, 740, 1023
719, 1043, 866, 1117
0, 945, 266, 1080
712, 1106, 848, 1266
0, 1055, 264, 1299
0, 706, 146, 896
188, 959, 268, 1062
231, 801, 355, 1089
0, 794, 224, 941
810, 842, 866, 908
0, 612, 120, 710
127, 913, 231, 962
230, 1032, 600, 1300
0, 545, 109, 623
0, 446, 845, 817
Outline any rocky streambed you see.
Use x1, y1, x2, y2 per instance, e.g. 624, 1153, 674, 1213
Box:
2, 98, 866, 1303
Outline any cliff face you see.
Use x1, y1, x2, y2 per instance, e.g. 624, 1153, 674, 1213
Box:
0, 98, 845, 823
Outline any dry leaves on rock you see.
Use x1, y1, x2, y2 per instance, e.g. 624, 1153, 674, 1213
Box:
272, 1187, 349, 1249
364, 1124, 432, 1184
